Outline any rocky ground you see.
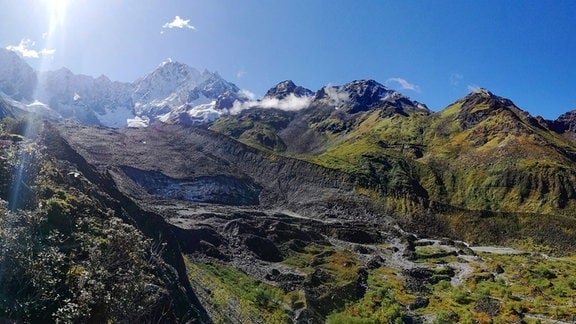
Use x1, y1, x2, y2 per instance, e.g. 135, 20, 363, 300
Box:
43, 123, 576, 323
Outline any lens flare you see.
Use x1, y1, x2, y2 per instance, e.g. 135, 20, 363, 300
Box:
10, 1, 74, 211
47, 0, 70, 31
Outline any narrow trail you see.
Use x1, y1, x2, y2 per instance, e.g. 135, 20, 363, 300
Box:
469, 246, 528, 255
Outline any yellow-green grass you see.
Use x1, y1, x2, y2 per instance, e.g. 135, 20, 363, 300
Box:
184, 257, 293, 323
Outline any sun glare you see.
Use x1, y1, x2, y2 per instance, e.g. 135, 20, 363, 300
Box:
45, 0, 71, 31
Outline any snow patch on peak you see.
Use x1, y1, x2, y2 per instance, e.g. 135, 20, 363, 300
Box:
159, 101, 224, 126
127, 116, 150, 128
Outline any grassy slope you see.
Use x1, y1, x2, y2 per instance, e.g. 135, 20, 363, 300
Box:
328, 251, 576, 323
185, 238, 576, 323
210, 94, 576, 252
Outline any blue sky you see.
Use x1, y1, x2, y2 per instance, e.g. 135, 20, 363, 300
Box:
1, 0, 575, 119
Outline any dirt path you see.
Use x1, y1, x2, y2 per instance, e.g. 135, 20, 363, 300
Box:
469, 246, 528, 255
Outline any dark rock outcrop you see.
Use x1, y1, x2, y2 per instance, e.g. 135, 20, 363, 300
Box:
553, 109, 576, 133
264, 80, 313, 99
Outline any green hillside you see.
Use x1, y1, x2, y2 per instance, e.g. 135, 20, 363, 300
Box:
212, 88, 576, 252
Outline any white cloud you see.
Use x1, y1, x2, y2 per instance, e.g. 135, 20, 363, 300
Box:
239, 89, 256, 100
39, 48, 56, 56
323, 85, 350, 107
231, 93, 313, 114
6, 38, 55, 58
162, 16, 196, 30
236, 68, 247, 79
160, 57, 173, 66
450, 73, 463, 86
386, 77, 421, 92
467, 84, 481, 92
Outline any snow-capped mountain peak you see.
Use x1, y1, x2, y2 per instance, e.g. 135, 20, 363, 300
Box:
0, 52, 428, 128
133, 61, 204, 103
0, 50, 248, 127
131, 61, 246, 125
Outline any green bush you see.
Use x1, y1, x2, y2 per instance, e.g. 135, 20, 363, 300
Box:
451, 286, 471, 305
0, 201, 173, 322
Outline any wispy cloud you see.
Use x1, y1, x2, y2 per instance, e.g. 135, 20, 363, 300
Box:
6, 38, 55, 58
450, 73, 463, 86
239, 89, 256, 100
162, 16, 196, 31
386, 77, 420, 92
236, 68, 247, 79
467, 84, 481, 92
323, 85, 350, 106
231, 93, 313, 114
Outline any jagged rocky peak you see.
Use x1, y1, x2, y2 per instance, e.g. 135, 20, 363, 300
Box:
39, 68, 98, 99
313, 79, 429, 115
553, 109, 576, 133
133, 60, 239, 103
194, 71, 241, 100
158, 60, 202, 79
456, 88, 534, 130
131, 60, 247, 125
342, 79, 392, 99
264, 80, 313, 99
132, 60, 204, 102
461, 88, 516, 108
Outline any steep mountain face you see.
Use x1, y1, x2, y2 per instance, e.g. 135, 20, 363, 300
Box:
153, 67, 251, 126
313, 79, 429, 115
264, 80, 314, 99
0, 49, 37, 101
36, 68, 135, 127
422, 89, 576, 214
131, 61, 244, 122
0, 97, 17, 119
552, 109, 576, 134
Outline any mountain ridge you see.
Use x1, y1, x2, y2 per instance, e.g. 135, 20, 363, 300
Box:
2, 48, 573, 129
0, 49, 250, 127
212, 84, 576, 229
5, 48, 576, 226
4, 51, 576, 322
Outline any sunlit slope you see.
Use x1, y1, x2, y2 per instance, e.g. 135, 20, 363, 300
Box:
212, 87, 576, 218
315, 89, 576, 215
422, 89, 576, 214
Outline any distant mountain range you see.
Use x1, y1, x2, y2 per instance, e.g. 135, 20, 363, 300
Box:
2, 47, 576, 130
0, 49, 249, 127
5, 48, 576, 323
4, 47, 576, 227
